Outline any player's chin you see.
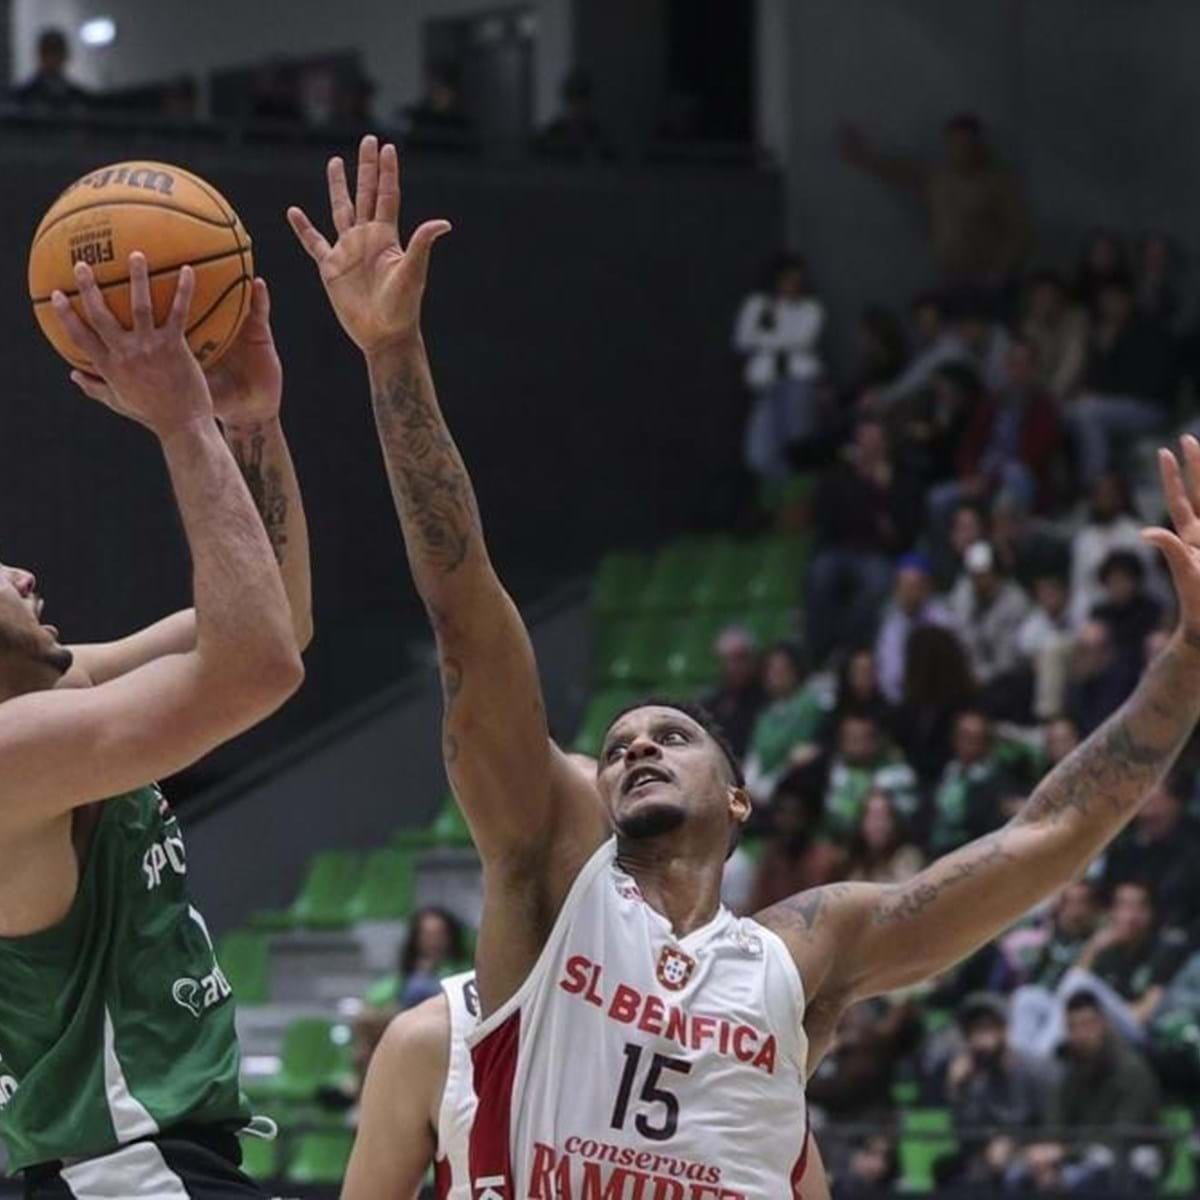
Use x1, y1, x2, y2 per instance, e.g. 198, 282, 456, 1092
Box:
615, 796, 687, 841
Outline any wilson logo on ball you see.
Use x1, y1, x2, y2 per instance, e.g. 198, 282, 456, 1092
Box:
63, 165, 176, 196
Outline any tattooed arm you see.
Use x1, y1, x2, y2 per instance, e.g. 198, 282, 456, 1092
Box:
289, 136, 607, 1011
64, 279, 312, 686
761, 441, 1200, 1015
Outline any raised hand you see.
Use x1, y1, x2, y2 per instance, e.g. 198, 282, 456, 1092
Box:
52, 254, 212, 439
71, 277, 281, 431
1144, 435, 1200, 638
287, 134, 451, 354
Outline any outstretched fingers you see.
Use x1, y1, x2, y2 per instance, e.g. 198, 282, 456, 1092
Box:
73, 261, 123, 344
287, 206, 332, 262
354, 134, 379, 224
50, 292, 105, 363
1159, 447, 1195, 537
327, 156, 354, 234
405, 219, 453, 277
376, 141, 400, 226
167, 265, 195, 332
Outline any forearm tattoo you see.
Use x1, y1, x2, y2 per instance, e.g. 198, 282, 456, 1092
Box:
229, 428, 289, 564
371, 352, 478, 578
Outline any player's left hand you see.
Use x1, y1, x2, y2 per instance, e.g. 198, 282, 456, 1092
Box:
1145, 435, 1200, 640
70, 277, 282, 429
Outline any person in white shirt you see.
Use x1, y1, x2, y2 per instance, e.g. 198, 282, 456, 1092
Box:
733, 252, 825, 481
1070, 472, 1154, 625
948, 541, 1032, 687
1016, 573, 1078, 720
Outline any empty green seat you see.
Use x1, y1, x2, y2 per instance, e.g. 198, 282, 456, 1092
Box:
290, 851, 362, 929
689, 542, 759, 611
239, 1136, 280, 1182
741, 607, 797, 648
216, 930, 269, 1006
431, 795, 472, 846
345, 848, 414, 922
744, 537, 810, 608
898, 1108, 957, 1193
639, 539, 722, 613
573, 688, 639, 756
1161, 1106, 1196, 1194
661, 614, 728, 688
593, 618, 667, 686
285, 1130, 354, 1185
251, 1018, 353, 1103
592, 551, 651, 616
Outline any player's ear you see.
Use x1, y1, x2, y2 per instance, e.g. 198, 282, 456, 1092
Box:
728, 786, 752, 827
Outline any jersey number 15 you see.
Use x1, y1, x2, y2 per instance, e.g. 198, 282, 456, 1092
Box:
610, 1042, 692, 1142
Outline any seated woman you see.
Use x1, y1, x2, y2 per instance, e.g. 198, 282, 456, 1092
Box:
843, 789, 926, 885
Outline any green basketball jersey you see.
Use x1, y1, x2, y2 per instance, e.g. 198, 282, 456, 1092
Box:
0, 787, 250, 1172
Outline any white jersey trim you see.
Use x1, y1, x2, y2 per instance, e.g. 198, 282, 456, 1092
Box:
467, 837, 616, 1048
435, 969, 476, 1165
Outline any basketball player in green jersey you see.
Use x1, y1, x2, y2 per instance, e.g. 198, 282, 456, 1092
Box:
0, 254, 309, 1198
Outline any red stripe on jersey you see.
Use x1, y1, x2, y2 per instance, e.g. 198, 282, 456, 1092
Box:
434, 1155, 451, 1199
469, 1009, 521, 1198
790, 1109, 810, 1196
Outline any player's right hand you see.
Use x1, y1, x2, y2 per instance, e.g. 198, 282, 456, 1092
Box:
51, 253, 213, 439
287, 134, 451, 356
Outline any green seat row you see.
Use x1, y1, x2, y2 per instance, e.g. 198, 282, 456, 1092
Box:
591, 535, 811, 618
592, 608, 797, 689
240, 1128, 354, 1186
243, 1017, 354, 1105
252, 846, 416, 932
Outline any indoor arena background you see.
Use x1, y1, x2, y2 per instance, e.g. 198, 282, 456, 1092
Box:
3, 2, 1200, 1196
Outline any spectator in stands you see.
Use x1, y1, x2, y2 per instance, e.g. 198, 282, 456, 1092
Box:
1067, 275, 1177, 485
1022, 269, 1090, 404
844, 790, 924, 884
700, 625, 766, 760
1031, 992, 1162, 1192
743, 642, 824, 803
837, 1135, 900, 1198
398, 906, 467, 1009
1102, 778, 1200, 931
1070, 471, 1153, 623
1090, 550, 1163, 687
931, 498, 990, 590
745, 770, 843, 912
808, 1001, 919, 1123
733, 253, 827, 481
849, 305, 908, 395
1016, 572, 1076, 720
892, 623, 977, 784
536, 70, 615, 161
404, 61, 474, 150
875, 554, 953, 704
817, 647, 896, 747
909, 363, 982, 502
873, 293, 970, 414
954, 294, 1013, 394
1068, 881, 1190, 1043
1135, 232, 1185, 333
823, 712, 919, 836
928, 339, 1059, 531
1073, 228, 1133, 314
1042, 715, 1081, 769
10, 28, 90, 112
989, 491, 1068, 586
838, 113, 1031, 303
937, 993, 1046, 1187
929, 710, 1015, 853
1023, 881, 1103, 993
1065, 618, 1136, 736
947, 541, 1031, 693
807, 418, 922, 661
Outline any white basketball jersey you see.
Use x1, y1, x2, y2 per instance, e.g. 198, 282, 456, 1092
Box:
434, 970, 480, 1200
467, 839, 811, 1199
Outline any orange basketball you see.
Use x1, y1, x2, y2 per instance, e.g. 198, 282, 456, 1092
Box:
28, 161, 253, 371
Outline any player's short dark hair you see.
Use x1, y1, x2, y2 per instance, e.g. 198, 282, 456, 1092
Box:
604, 697, 745, 789
1065, 990, 1103, 1016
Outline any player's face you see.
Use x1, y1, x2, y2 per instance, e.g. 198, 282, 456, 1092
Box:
598, 706, 746, 846
0, 563, 72, 691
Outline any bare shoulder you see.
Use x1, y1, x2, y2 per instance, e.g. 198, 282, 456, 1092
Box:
376, 993, 452, 1072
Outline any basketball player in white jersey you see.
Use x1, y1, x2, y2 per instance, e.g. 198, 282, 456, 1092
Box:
343, 970, 831, 1200
292, 135, 1200, 1198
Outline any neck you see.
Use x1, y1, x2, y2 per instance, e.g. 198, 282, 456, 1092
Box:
615, 839, 726, 937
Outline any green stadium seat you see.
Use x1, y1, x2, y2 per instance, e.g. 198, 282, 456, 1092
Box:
744, 536, 810, 609
251, 1018, 353, 1104
640, 538, 723, 613
689, 543, 759, 612
573, 688, 639, 756
1161, 1106, 1196, 1195
431, 796, 472, 846
898, 1108, 957, 1193
345, 849, 414, 922
289, 851, 362, 929
285, 1130, 354, 1186
593, 618, 668, 686
239, 1136, 279, 1182
661, 613, 728, 688
216, 930, 269, 1006
391, 824, 438, 851
591, 551, 651, 616
741, 607, 797, 648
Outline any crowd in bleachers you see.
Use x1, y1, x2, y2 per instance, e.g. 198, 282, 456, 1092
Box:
718, 151, 1200, 1189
